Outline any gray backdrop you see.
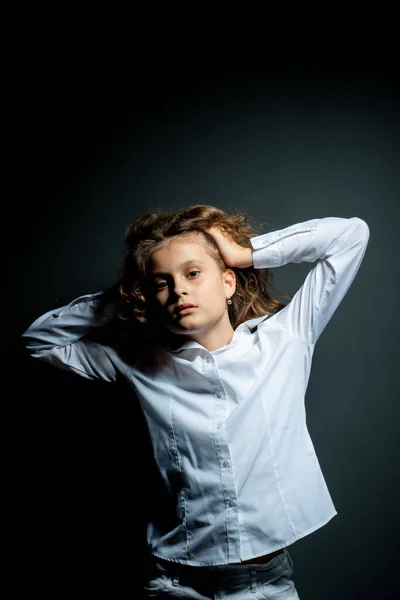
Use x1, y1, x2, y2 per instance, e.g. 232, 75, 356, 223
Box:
8, 64, 399, 598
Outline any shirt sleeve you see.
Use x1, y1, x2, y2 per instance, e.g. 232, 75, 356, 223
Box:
250, 216, 370, 345
21, 288, 121, 382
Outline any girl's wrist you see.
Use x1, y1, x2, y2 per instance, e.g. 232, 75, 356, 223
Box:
235, 248, 253, 269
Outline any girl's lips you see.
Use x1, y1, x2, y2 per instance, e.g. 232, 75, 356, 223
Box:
177, 307, 197, 315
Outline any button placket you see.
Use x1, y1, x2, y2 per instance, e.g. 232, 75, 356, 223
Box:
212, 385, 241, 560
202, 361, 241, 560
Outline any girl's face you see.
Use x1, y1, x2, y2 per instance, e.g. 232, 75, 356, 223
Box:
147, 236, 236, 341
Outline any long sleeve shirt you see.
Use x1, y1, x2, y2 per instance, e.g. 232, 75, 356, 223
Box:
22, 216, 370, 566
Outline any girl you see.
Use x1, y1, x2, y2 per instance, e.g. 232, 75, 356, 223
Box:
22, 204, 370, 599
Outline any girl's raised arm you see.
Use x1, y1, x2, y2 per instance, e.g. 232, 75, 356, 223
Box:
250, 216, 370, 345
22, 286, 122, 382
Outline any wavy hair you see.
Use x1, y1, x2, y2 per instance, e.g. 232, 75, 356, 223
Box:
116, 204, 291, 343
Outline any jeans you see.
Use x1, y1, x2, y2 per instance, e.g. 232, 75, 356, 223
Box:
143, 548, 300, 598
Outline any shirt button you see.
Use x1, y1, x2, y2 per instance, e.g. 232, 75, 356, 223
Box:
227, 499, 235, 508
216, 392, 222, 398
206, 357, 211, 363
223, 461, 230, 468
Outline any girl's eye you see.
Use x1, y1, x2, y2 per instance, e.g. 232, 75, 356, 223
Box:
154, 271, 200, 290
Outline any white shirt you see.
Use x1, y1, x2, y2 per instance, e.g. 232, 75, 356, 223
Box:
22, 216, 370, 566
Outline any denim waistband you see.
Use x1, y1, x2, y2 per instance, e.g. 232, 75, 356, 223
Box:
153, 548, 288, 580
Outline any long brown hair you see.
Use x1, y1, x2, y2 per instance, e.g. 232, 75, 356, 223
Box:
116, 204, 290, 343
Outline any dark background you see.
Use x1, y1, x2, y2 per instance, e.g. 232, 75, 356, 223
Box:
6, 31, 399, 599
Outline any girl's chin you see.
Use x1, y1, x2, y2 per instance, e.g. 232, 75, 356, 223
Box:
167, 320, 202, 334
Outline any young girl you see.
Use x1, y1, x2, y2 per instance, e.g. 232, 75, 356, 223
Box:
22, 204, 370, 599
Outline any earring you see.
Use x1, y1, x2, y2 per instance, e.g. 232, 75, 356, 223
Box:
227, 299, 232, 305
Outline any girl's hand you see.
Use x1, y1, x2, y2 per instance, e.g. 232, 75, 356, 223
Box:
206, 227, 254, 269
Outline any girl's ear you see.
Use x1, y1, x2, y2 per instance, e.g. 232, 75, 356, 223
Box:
224, 269, 236, 296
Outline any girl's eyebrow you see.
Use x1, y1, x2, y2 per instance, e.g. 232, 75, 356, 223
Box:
151, 259, 205, 277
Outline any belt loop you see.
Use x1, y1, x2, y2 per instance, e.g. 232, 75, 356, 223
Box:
250, 566, 257, 593
171, 568, 179, 588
